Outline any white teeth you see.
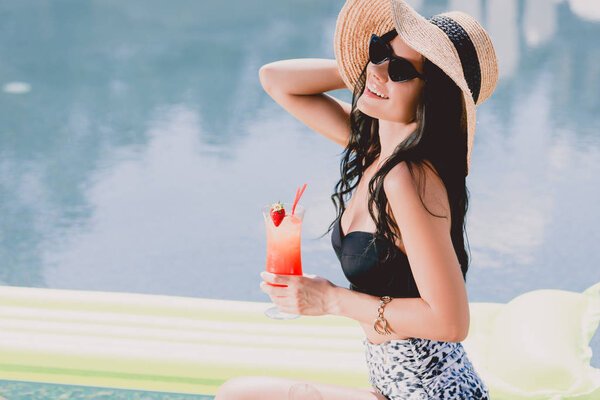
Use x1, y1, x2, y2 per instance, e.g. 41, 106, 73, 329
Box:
367, 83, 388, 98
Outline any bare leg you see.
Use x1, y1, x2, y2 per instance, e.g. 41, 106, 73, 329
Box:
214, 376, 387, 400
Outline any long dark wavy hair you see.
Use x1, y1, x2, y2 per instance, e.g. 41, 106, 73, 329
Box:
325, 30, 472, 281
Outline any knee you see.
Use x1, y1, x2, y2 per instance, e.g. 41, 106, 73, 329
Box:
214, 376, 260, 400
214, 375, 325, 400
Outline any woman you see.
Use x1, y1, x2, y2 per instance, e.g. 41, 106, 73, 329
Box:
216, 0, 497, 399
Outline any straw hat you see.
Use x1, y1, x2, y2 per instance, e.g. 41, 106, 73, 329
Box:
333, 0, 498, 175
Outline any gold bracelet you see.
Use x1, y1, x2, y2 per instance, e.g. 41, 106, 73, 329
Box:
373, 296, 392, 335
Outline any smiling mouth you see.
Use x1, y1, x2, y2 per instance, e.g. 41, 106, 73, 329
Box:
366, 82, 389, 99
366, 86, 389, 99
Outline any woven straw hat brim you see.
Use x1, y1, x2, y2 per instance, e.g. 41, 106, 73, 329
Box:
390, 0, 477, 172
334, 0, 498, 176
334, 0, 395, 93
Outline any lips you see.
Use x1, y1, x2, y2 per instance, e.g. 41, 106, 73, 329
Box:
366, 80, 389, 99
365, 85, 389, 100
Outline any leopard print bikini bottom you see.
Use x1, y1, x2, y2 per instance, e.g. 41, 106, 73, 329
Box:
363, 337, 490, 400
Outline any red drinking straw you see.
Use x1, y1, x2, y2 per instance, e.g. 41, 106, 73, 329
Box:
292, 183, 307, 215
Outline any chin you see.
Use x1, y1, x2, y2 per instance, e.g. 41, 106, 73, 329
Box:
357, 96, 384, 120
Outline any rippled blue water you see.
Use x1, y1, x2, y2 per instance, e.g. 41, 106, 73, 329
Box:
0, 379, 213, 400
0, 0, 599, 396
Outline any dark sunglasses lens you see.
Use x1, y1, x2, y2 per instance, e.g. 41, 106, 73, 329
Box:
388, 58, 419, 82
369, 35, 389, 64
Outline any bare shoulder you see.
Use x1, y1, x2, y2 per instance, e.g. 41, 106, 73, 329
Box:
383, 160, 450, 221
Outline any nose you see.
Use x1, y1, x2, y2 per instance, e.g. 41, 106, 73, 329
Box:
369, 61, 388, 84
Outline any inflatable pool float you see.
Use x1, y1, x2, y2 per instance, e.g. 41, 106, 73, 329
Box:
1, 282, 599, 399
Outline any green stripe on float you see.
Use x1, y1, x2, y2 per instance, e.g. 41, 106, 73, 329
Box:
0, 364, 224, 386
0, 349, 271, 383
0, 327, 362, 353
0, 363, 370, 395
0, 286, 356, 327
0, 311, 362, 340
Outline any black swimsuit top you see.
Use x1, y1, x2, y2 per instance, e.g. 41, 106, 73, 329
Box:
331, 215, 421, 298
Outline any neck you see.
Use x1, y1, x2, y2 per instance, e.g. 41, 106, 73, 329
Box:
375, 119, 418, 168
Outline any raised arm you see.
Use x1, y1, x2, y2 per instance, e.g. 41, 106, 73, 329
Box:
258, 58, 352, 148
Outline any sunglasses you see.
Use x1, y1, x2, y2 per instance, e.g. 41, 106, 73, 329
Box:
368, 33, 424, 82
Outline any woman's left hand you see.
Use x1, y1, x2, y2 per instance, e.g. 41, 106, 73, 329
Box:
259, 271, 337, 316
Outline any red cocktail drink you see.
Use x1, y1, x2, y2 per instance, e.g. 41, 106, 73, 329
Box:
261, 202, 306, 319
264, 207, 304, 285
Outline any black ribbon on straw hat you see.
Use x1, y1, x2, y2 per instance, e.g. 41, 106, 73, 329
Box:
428, 15, 482, 104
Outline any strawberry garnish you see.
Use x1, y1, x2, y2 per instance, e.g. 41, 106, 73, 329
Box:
270, 201, 285, 227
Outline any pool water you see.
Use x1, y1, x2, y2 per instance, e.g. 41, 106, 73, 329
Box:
0, 380, 213, 400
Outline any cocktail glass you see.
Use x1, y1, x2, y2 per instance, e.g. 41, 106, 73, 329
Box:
261, 203, 305, 320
